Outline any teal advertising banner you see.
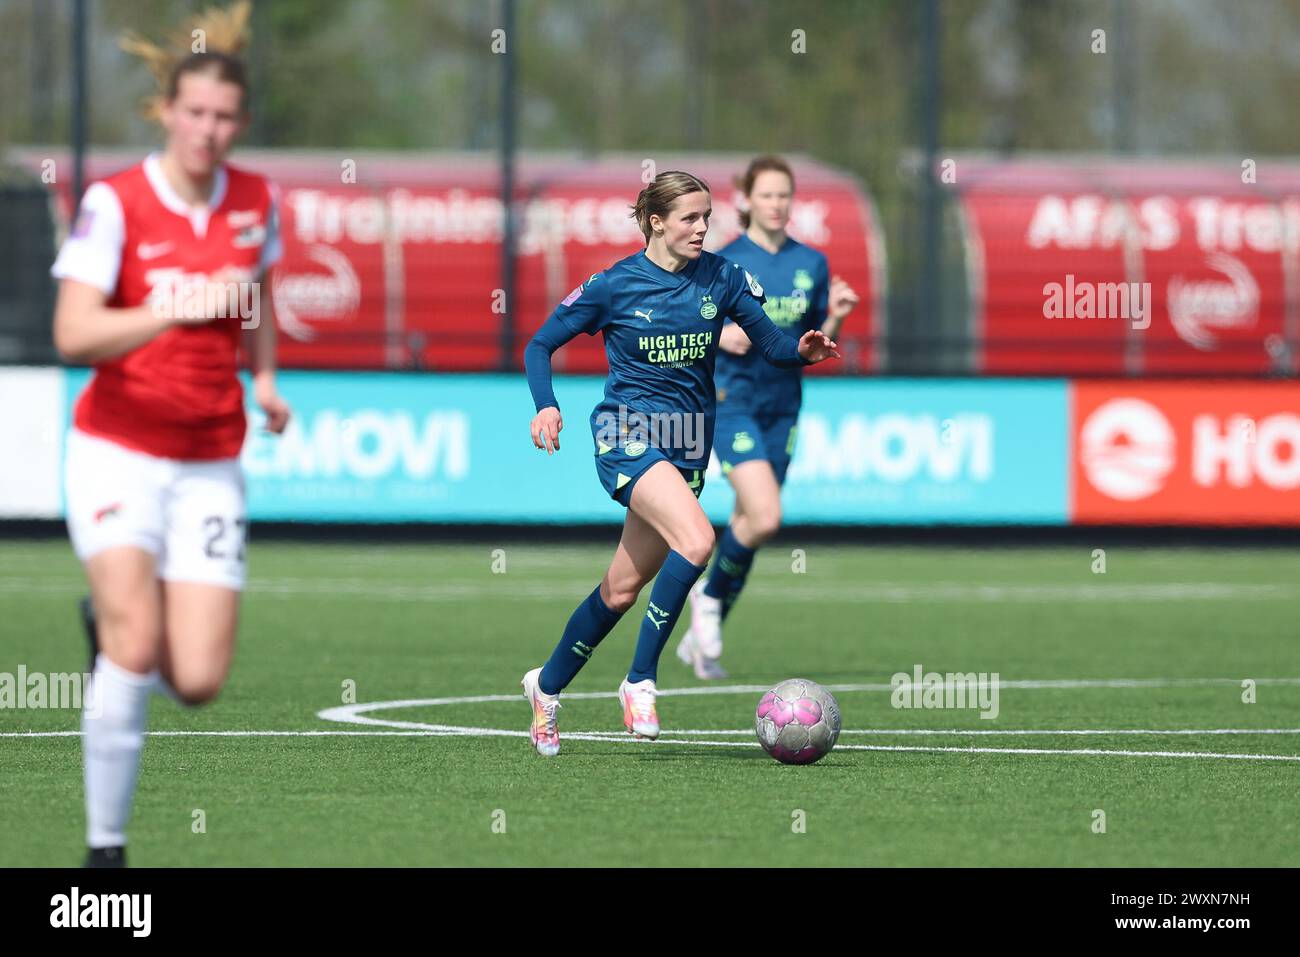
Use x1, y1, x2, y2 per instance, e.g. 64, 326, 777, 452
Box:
61, 370, 1068, 524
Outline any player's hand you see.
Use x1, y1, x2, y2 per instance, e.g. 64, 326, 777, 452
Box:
718, 322, 752, 356
148, 281, 215, 326
797, 329, 840, 364
531, 406, 563, 454
152, 269, 250, 326
254, 376, 292, 434
828, 275, 860, 321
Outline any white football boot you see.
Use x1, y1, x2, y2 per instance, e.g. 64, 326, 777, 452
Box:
675, 627, 729, 680
676, 581, 728, 679
521, 667, 561, 757
618, 677, 660, 739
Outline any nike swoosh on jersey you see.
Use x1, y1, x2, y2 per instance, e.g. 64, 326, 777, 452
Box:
137, 241, 175, 260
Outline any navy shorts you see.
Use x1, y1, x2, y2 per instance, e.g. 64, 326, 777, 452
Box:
592, 430, 705, 507
714, 410, 800, 486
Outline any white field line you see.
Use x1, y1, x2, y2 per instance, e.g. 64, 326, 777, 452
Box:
313, 676, 1300, 715
301, 680, 1300, 762
8, 726, 1300, 739
6, 679, 1300, 762
10, 728, 1300, 743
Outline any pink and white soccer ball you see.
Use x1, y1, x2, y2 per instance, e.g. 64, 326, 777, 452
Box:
755, 678, 841, 764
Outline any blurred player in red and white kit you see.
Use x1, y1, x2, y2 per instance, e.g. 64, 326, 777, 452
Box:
50, 2, 288, 867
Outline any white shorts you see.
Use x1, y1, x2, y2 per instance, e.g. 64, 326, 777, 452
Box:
64, 429, 247, 590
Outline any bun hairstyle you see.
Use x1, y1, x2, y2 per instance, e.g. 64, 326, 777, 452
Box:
734, 155, 795, 229
630, 171, 711, 243
119, 0, 252, 121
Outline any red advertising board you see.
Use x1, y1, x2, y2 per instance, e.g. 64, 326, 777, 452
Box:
32, 150, 883, 374
959, 158, 1300, 376
1072, 380, 1300, 524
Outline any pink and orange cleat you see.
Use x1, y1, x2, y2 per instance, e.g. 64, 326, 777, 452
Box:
618, 677, 660, 740
521, 667, 561, 757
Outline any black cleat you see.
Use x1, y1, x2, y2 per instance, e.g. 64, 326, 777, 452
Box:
84, 846, 126, 868
79, 596, 99, 673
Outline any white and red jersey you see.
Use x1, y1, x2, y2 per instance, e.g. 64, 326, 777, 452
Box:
52, 153, 282, 460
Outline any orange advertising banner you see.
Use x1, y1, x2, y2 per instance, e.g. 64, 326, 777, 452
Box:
1072, 381, 1300, 524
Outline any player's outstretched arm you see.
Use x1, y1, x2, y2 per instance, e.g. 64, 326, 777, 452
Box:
728, 270, 839, 368
795, 328, 841, 364
54, 275, 245, 365
524, 312, 580, 455
53, 279, 165, 364
53, 278, 183, 365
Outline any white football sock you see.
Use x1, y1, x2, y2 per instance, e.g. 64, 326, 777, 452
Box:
82, 654, 153, 848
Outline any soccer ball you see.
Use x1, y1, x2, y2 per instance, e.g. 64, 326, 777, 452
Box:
755, 678, 841, 765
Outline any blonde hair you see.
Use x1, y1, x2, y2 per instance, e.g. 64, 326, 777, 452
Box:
119, 0, 253, 121
734, 155, 795, 229
630, 171, 711, 242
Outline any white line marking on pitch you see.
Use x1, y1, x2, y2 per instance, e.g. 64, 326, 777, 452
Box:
311, 676, 1300, 717
5, 728, 1300, 762
8, 726, 1300, 741
7, 679, 1299, 761
298, 680, 1300, 762
647, 727, 1300, 737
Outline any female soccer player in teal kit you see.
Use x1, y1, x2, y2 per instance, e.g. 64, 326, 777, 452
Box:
521, 170, 839, 756
677, 155, 859, 679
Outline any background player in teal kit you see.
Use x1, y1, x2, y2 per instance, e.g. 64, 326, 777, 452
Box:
520, 170, 840, 756
677, 156, 860, 679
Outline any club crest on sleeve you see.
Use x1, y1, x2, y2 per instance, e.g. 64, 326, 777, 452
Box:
71, 208, 95, 239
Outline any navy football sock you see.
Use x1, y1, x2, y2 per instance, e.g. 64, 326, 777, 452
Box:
702, 525, 756, 622
539, 585, 625, 695
628, 550, 707, 683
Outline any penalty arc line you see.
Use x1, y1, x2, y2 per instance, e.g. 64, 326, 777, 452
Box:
313, 675, 1300, 716
301, 680, 1300, 762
